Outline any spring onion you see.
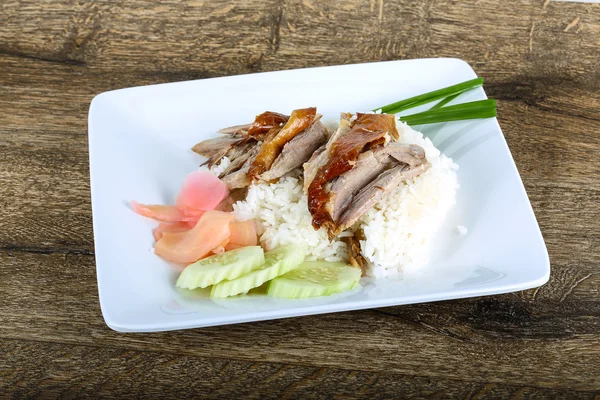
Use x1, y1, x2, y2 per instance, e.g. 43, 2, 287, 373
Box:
375, 77, 484, 114
399, 99, 497, 125
429, 92, 462, 110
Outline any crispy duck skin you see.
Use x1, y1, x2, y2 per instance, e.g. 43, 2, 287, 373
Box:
216, 111, 288, 138
307, 113, 398, 234
246, 111, 289, 139
343, 236, 367, 276
303, 112, 353, 192
248, 107, 317, 181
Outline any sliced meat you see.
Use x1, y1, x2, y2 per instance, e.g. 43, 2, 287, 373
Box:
222, 167, 251, 189
224, 140, 253, 162
308, 113, 398, 232
192, 136, 242, 158
336, 162, 431, 234
219, 142, 259, 178
303, 145, 326, 184
247, 111, 289, 139
195, 111, 287, 166
326, 150, 388, 221
217, 112, 288, 138
303, 114, 353, 192
215, 195, 235, 212
324, 142, 427, 221
386, 143, 427, 167
200, 141, 248, 169
248, 107, 317, 180
328, 112, 354, 144
221, 150, 257, 190
215, 187, 249, 212
260, 118, 328, 182
303, 148, 327, 193
217, 123, 252, 135
215, 108, 318, 189
343, 236, 367, 276
222, 116, 323, 187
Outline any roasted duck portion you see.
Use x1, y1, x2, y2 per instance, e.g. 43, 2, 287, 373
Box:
193, 108, 328, 190
307, 113, 430, 238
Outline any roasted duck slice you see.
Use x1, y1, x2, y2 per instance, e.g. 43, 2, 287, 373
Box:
307, 112, 429, 239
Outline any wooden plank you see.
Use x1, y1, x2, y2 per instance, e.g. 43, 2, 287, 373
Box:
3, 339, 597, 399
0, 2, 597, 67
0, 0, 598, 80
0, 128, 93, 252
0, 251, 598, 390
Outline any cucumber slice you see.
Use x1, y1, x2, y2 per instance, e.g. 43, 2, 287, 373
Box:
267, 261, 361, 299
210, 245, 305, 299
176, 246, 265, 290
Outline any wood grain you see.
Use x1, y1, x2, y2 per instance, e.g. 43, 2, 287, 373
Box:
1, 0, 599, 397
4, 339, 598, 399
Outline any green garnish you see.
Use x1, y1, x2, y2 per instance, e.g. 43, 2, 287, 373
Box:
429, 92, 462, 110
375, 77, 484, 114
399, 99, 497, 125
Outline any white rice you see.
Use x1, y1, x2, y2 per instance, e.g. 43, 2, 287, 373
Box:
217, 119, 458, 277
233, 175, 348, 262
210, 156, 231, 176
357, 121, 459, 278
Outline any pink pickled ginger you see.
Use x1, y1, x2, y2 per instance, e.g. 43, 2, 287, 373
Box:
131, 201, 195, 222
153, 222, 193, 241
176, 171, 229, 212
228, 221, 258, 247
154, 210, 234, 263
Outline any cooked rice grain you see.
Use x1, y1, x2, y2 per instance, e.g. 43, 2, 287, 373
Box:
233, 176, 348, 262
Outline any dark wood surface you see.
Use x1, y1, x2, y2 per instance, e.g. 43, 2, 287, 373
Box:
1, 0, 599, 398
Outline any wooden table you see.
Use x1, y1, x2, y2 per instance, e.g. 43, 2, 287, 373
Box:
2, 0, 599, 397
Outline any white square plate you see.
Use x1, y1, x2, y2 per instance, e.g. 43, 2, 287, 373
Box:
89, 58, 549, 332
